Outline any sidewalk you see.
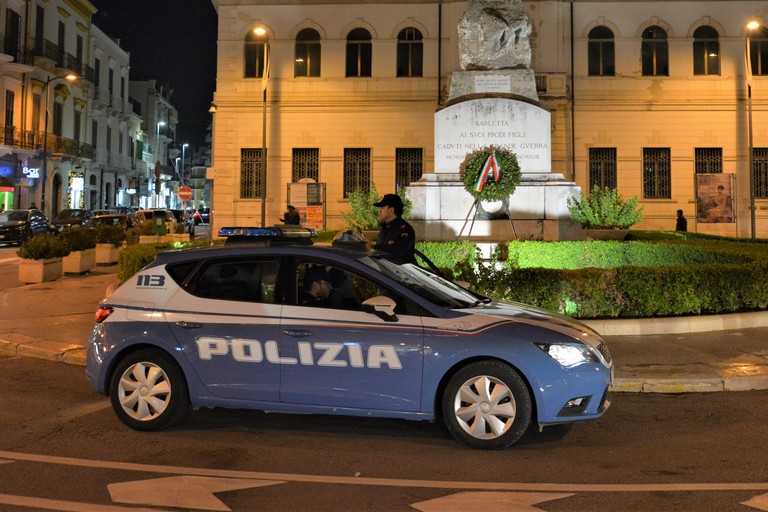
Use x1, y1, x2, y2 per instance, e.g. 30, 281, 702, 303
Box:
1, 263, 767, 393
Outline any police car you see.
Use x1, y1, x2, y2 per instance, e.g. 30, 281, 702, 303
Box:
86, 228, 612, 449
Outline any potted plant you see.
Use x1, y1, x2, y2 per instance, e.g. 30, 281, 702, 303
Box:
341, 183, 412, 245
17, 234, 70, 283
567, 185, 644, 240
60, 227, 97, 274
136, 220, 160, 244
93, 224, 126, 264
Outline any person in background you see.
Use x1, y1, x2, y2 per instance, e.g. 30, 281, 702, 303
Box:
676, 209, 687, 232
373, 193, 416, 264
282, 205, 301, 225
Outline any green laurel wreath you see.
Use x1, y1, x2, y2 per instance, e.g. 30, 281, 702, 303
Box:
459, 146, 522, 201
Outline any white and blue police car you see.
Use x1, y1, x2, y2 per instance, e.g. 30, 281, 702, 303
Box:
86, 228, 612, 449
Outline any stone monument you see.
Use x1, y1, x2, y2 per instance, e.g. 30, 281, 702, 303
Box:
407, 0, 583, 241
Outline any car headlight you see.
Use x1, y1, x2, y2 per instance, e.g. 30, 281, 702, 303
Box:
536, 342, 598, 367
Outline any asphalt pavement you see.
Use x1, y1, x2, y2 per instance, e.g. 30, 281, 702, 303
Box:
1, 262, 767, 393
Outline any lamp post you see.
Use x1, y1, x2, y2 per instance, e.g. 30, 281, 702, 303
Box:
181, 143, 189, 178
155, 121, 166, 208
254, 27, 269, 227
40, 73, 77, 216
746, 21, 760, 239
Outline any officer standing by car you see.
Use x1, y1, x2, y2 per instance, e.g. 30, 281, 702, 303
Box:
373, 193, 416, 264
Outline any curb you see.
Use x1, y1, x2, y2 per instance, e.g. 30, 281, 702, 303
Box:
584, 310, 768, 336
0, 338, 87, 366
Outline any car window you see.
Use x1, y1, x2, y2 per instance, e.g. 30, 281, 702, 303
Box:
295, 262, 380, 311
187, 259, 280, 303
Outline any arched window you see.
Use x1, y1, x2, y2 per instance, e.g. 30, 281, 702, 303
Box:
396, 28, 422, 77
693, 26, 719, 76
587, 26, 615, 76
346, 28, 372, 77
295, 28, 321, 77
642, 26, 668, 76
749, 26, 768, 76
244, 29, 268, 78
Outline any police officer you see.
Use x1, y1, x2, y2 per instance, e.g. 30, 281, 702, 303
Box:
373, 193, 416, 264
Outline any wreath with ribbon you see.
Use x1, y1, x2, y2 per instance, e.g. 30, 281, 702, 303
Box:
459, 146, 522, 202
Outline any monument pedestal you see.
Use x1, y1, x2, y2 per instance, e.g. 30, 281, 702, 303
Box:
405, 69, 584, 241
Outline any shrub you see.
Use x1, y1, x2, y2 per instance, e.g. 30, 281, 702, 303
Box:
567, 185, 644, 229
59, 227, 96, 251
92, 224, 126, 247
117, 243, 171, 282
17, 234, 70, 260
341, 183, 412, 231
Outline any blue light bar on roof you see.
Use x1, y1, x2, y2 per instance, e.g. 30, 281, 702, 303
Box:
217, 227, 282, 238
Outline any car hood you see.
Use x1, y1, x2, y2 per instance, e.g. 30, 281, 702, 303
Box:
454, 300, 604, 349
0, 220, 24, 228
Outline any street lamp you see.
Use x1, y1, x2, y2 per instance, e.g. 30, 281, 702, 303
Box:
155, 121, 166, 208
253, 27, 269, 227
181, 143, 189, 178
746, 21, 760, 238
40, 73, 77, 215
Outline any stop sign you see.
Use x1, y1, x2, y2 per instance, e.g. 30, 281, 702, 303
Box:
178, 186, 193, 201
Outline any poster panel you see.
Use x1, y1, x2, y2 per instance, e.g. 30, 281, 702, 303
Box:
697, 173, 734, 224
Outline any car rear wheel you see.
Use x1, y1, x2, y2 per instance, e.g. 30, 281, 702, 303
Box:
441, 360, 531, 449
109, 349, 190, 431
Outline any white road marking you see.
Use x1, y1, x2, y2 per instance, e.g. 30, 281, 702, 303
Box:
412, 492, 574, 512
745, 492, 768, 511
0, 492, 161, 511
108, 476, 284, 511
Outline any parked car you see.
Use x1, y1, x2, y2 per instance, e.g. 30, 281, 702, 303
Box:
86, 228, 613, 449
0, 209, 50, 245
50, 208, 93, 232
134, 209, 179, 234
89, 213, 136, 231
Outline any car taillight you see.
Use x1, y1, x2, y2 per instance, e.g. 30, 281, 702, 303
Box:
95, 306, 114, 324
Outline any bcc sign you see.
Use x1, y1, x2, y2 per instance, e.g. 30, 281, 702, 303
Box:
178, 186, 193, 201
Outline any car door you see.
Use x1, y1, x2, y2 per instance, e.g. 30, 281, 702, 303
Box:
279, 260, 425, 412
166, 257, 283, 402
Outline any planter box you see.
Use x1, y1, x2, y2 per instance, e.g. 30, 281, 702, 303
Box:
96, 244, 120, 265
139, 235, 160, 244
160, 234, 189, 244
18, 257, 63, 284
63, 248, 96, 274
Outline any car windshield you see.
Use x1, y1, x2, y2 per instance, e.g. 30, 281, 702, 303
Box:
0, 211, 27, 222
360, 256, 480, 309
55, 210, 83, 220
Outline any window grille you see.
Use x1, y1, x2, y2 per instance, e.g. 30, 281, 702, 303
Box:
241, 148, 265, 198
292, 148, 319, 182
588, 148, 617, 189
395, 148, 423, 190
343, 148, 370, 198
695, 148, 722, 174
754, 148, 768, 198
643, 148, 671, 198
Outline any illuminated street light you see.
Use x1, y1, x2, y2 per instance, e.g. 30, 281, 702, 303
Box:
41, 73, 78, 215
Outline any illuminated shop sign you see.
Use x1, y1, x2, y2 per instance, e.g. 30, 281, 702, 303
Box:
22, 166, 40, 179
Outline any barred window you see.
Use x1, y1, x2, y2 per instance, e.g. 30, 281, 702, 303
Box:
292, 148, 319, 182
643, 148, 671, 199
295, 28, 321, 78
241, 148, 266, 198
396, 28, 423, 77
344, 148, 370, 198
693, 26, 719, 76
754, 148, 768, 198
346, 28, 372, 77
642, 26, 669, 76
395, 148, 423, 190
749, 27, 768, 76
695, 148, 722, 174
588, 148, 617, 189
588, 26, 615, 77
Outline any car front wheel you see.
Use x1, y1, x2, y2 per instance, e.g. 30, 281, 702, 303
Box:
441, 360, 532, 449
109, 349, 190, 431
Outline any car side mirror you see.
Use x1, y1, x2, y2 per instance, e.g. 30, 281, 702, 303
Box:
362, 295, 398, 322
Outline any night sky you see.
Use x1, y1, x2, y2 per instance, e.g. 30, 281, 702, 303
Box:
91, 0, 218, 147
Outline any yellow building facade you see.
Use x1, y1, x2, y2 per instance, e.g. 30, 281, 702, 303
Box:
209, 0, 767, 237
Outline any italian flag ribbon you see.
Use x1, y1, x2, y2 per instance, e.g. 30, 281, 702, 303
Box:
473, 151, 501, 192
